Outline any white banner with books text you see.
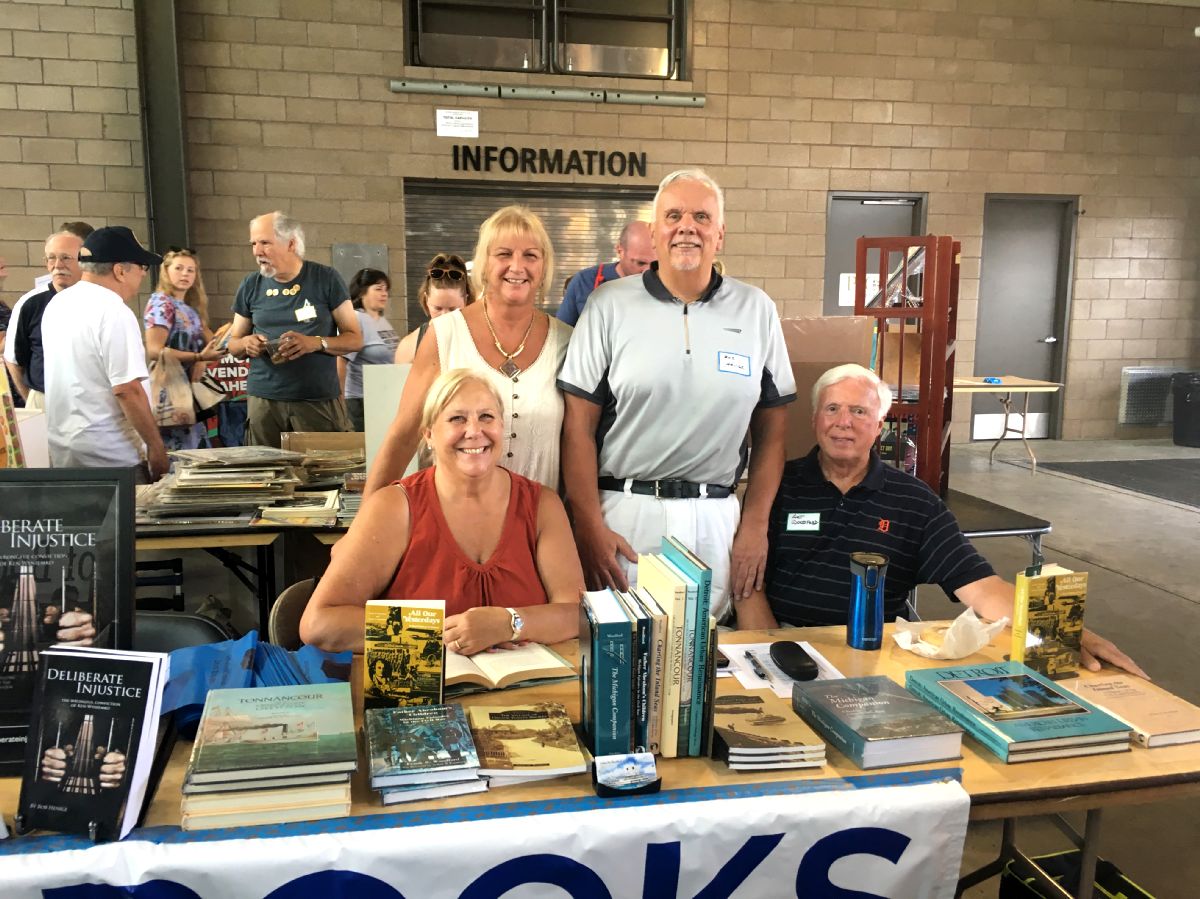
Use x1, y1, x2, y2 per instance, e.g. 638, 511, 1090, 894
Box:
0, 773, 970, 899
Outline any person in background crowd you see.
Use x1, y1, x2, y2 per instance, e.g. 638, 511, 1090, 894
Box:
338, 268, 400, 432
225, 211, 362, 447
0, 256, 13, 403
40, 226, 168, 481
559, 168, 795, 623
735, 363, 1147, 678
143, 248, 224, 450
366, 207, 571, 495
301, 369, 583, 656
555, 221, 656, 327
393, 253, 475, 365
6, 222, 94, 409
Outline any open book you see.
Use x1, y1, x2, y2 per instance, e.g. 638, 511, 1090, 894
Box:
446, 643, 575, 694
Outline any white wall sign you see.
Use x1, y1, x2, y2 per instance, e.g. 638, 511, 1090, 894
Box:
436, 109, 479, 138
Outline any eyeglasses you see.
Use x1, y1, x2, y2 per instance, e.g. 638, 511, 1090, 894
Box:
45, 254, 76, 264
428, 267, 465, 282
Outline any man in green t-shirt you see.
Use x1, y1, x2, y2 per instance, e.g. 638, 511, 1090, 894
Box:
227, 211, 362, 446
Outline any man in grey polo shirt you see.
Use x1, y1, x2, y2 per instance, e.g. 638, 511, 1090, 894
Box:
559, 168, 796, 622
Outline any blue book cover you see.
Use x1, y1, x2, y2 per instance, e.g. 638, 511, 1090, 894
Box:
614, 591, 650, 753
657, 555, 697, 756
580, 590, 632, 757
905, 661, 1131, 762
661, 537, 713, 757
792, 675, 961, 769
363, 703, 479, 788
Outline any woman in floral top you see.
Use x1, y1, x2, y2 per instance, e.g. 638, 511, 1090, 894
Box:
143, 248, 223, 450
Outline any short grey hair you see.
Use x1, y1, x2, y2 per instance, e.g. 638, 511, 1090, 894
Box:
812, 364, 893, 421
654, 168, 725, 226
255, 210, 306, 258
79, 261, 115, 277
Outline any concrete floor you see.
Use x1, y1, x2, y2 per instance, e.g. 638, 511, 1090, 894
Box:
160, 436, 1200, 897
919, 438, 1200, 898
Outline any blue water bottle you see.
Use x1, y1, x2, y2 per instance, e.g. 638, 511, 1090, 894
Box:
847, 552, 888, 650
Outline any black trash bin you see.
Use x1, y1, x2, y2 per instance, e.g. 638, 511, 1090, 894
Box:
1172, 372, 1200, 447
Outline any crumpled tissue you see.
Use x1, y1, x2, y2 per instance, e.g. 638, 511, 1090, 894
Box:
892, 607, 1008, 660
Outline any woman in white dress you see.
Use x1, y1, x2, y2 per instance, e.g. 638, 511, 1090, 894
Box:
366, 206, 571, 493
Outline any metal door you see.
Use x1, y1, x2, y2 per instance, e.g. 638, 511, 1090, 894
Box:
823, 194, 924, 315
973, 197, 1075, 439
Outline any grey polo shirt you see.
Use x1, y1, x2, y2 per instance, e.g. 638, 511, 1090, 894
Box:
558, 265, 796, 487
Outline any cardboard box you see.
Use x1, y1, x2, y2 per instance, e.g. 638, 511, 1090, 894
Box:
781, 316, 874, 461
280, 431, 365, 453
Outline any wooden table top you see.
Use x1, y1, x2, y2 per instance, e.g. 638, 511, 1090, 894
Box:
952, 376, 1063, 393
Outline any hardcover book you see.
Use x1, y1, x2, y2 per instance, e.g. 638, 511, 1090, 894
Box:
711, 692, 825, 764
579, 589, 632, 757
445, 642, 574, 694
379, 777, 488, 805
905, 662, 1131, 763
1011, 565, 1086, 679
1067, 675, 1200, 748
661, 537, 713, 757
17, 646, 168, 841
657, 555, 698, 756
363, 703, 480, 788
364, 599, 445, 708
792, 675, 962, 769
636, 554, 687, 758
181, 780, 350, 818
631, 587, 667, 756
466, 701, 588, 780
186, 682, 357, 785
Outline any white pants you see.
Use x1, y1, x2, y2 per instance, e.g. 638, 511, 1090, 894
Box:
24, 389, 44, 410
600, 491, 741, 623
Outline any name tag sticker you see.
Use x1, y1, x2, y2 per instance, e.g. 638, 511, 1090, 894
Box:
295, 300, 317, 322
786, 512, 820, 532
717, 351, 751, 376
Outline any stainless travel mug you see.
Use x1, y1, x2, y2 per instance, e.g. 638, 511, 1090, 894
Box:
848, 552, 888, 650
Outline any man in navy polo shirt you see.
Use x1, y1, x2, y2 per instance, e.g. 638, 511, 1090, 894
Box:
736, 363, 1145, 676
556, 220, 655, 327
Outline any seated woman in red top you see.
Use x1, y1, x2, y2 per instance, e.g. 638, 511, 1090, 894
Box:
300, 368, 583, 655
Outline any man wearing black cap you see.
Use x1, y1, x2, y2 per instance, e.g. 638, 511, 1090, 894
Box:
40, 226, 169, 481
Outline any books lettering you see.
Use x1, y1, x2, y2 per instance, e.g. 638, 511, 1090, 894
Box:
186, 683, 357, 785
712, 692, 825, 771
661, 537, 713, 757
1011, 564, 1086, 679
792, 675, 962, 769
17, 646, 168, 841
636, 554, 686, 757
466, 701, 588, 781
363, 703, 480, 789
905, 662, 1131, 763
1066, 675, 1200, 748
364, 599, 445, 707
632, 587, 667, 756
579, 590, 632, 757
445, 641, 574, 694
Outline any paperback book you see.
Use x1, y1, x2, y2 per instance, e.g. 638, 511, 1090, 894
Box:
17, 646, 168, 841
792, 675, 962, 769
445, 642, 575, 694
186, 682, 357, 785
711, 692, 825, 771
905, 662, 1132, 763
363, 703, 480, 789
1011, 564, 1087, 679
379, 778, 488, 806
467, 701, 588, 781
1067, 675, 1200, 748
364, 599, 445, 708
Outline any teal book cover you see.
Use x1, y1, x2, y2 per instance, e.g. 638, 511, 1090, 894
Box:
188, 682, 356, 783
657, 555, 697, 755
661, 537, 713, 756
364, 703, 478, 787
906, 662, 1130, 751
580, 590, 632, 757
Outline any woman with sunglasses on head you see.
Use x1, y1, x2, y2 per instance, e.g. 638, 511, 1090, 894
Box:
338, 268, 400, 431
143, 248, 223, 449
366, 207, 571, 495
393, 254, 474, 366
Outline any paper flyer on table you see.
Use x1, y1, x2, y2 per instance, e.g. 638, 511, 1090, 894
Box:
729, 642, 844, 697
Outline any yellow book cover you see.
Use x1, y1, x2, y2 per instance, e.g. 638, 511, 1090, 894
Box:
364, 599, 445, 707
1010, 565, 1084, 680
637, 553, 687, 758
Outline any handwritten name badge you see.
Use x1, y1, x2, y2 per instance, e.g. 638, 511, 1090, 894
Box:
786, 512, 820, 531
295, 300, 317, 322
717, 351, 751, 376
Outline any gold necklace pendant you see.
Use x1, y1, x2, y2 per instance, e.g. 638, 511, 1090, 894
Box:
483, 297, 535, 379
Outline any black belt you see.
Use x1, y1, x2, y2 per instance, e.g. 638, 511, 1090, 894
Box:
598, 476, 733, 499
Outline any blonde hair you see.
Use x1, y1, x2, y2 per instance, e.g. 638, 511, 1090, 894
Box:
417, 253, 474, 316
156, 250, 211, 329
471, 206, 554, 304
420, 368, 505, 437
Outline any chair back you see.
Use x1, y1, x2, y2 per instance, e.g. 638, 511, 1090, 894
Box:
134, 611, 236, 654
270, 578, 317, 650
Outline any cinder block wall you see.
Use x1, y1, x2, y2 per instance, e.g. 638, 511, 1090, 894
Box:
3, 0, 1198, 440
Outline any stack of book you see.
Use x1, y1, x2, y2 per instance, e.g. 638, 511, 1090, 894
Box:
467, 702, 589, 786
256, 489, 340, 527
711, 692, 825, 771
140, 447, 304, 522
792, 675, 963, 769
180, 683, 357, 830
579, 537, 716, 759
364, 704, 486, 805
905, 662, 1132, 763
338, 471, 366, 524
293, 448, 365, 489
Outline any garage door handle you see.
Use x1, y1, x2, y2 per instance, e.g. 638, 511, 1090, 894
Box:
1039, 336, 1058, 344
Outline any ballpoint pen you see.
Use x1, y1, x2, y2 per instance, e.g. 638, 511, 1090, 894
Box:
744, 650, 769, 680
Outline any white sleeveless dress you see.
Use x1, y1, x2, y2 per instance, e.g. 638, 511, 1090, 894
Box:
432, 309, 571, 490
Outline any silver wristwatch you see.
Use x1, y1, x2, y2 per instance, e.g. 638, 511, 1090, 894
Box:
506, 607, 525, 642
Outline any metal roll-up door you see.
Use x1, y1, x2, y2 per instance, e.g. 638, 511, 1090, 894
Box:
403, 179, 654, 329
